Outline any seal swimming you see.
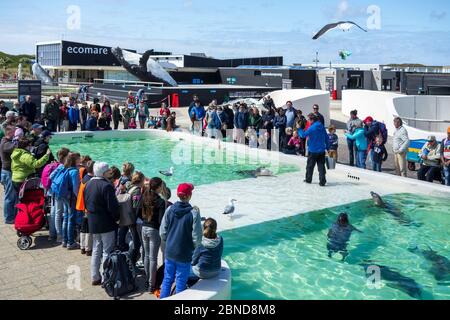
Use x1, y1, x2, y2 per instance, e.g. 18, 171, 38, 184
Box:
408, 246, 450, 284
361, 263, 423, 299
327, 213, 362, 261
370, 192, 421, 227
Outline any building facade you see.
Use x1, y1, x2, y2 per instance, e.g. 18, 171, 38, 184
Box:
36, 40, 139, 83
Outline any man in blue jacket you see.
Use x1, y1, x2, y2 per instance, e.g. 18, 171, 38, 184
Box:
68, 99, 80, 131
234, 104, 249, 144
159, 183, 202, 298
190, 100, 206, 135
298, 113, 330, 186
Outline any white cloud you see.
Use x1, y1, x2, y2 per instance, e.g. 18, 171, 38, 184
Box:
336, 0, 349, 19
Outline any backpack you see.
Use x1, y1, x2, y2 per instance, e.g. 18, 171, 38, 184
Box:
378, 122, 388, 145
41, 161, 59, 191
102, 251, 136, 300
117, 186, 139, 227
51, 168, 74, 199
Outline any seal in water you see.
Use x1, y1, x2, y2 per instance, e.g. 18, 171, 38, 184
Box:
408, 246, 450, 284
370, 192, 421, 227
361, 263, 423, 299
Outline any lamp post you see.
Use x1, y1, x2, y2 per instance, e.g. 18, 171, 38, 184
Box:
313, 51, 320, 68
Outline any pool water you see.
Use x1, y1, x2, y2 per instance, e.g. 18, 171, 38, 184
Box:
222, 193, 450, 300
50, 137, 299, 189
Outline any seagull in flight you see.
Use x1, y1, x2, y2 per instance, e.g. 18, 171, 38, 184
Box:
159, 167, 174, 177
312, 21, 367, 40
223, 199, 237, 219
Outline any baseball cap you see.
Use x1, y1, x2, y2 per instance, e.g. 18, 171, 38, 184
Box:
6, 111, 16, 118
447, 126, 450, 134
427, 135, 436, 142
31, 123, 44, 130
363, 116, 374, 124
177, 183, 194, 197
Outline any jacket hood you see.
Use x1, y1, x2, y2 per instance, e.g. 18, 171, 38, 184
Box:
202, 236, 221, 249
172, 201, 193, 218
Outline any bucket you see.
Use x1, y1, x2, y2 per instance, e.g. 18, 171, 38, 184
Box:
326, 156, 336, 170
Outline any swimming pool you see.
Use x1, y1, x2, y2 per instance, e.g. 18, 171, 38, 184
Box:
50, 130, 450, 300
50, 134, 299, 190
222, 193, 450, 300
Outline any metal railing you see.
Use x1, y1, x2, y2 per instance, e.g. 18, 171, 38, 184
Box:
400, 116, 450, 133
93, 79, 165, 87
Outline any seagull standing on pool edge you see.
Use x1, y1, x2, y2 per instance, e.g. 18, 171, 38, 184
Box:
223, 199, 237, 219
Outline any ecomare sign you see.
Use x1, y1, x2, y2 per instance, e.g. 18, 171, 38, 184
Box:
61, 40, 125, 66
67, 46, 109, 55
61, 40, 136, 66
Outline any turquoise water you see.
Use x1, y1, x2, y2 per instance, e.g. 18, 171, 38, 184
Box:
222, 193, 450, 300
50, 137, 299, 189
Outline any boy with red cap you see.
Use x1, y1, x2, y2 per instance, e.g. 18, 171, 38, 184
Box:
159, 183, 202, 298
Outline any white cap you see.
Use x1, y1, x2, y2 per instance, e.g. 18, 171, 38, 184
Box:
93, 162, 109, 177
6, 111, 16, 118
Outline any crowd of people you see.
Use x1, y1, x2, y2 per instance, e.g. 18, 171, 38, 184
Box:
344, 110, 450, 186
0, 93, 178, 135
187, 95, 449, 186
1, 133, 224, 297
1, 91, 449, 299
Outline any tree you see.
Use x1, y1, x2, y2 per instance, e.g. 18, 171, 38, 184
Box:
0, 57, 11, 70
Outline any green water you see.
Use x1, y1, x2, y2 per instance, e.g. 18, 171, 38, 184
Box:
50, 137, 299, 189
222, 193, 450, 300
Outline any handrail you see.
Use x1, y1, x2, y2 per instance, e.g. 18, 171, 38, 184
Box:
93, 78, 164, 87
397, 116, 450, 123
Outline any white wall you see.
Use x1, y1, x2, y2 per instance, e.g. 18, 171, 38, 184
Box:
343, 90, 449, 140
267, 89, 331, 126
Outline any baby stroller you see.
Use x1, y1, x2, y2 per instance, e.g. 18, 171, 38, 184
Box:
15, 178, 47, 250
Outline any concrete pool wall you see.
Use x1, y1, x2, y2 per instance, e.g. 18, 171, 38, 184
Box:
342, 90, 449, 141
51, 129, 450, 300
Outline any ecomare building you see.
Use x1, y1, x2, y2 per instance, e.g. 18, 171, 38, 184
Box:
36, 40, 287, 86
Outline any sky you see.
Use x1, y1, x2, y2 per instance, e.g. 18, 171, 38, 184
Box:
0, 0, 449, 65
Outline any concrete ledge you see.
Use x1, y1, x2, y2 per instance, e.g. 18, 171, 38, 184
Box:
164, 260, 232, 300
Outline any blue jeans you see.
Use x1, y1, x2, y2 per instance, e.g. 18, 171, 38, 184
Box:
142, 226, 161, 290
347, 139, 357, 167
357, 151, 367, 169
91, 231, 116, 282
53, 197, 65, 238
373, 162, 382, 172
1, 170, 17, 223
444, 166, 450, 186
369, 149, 377, 171
62, 197, 77, 245
160, 259, 191, 299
